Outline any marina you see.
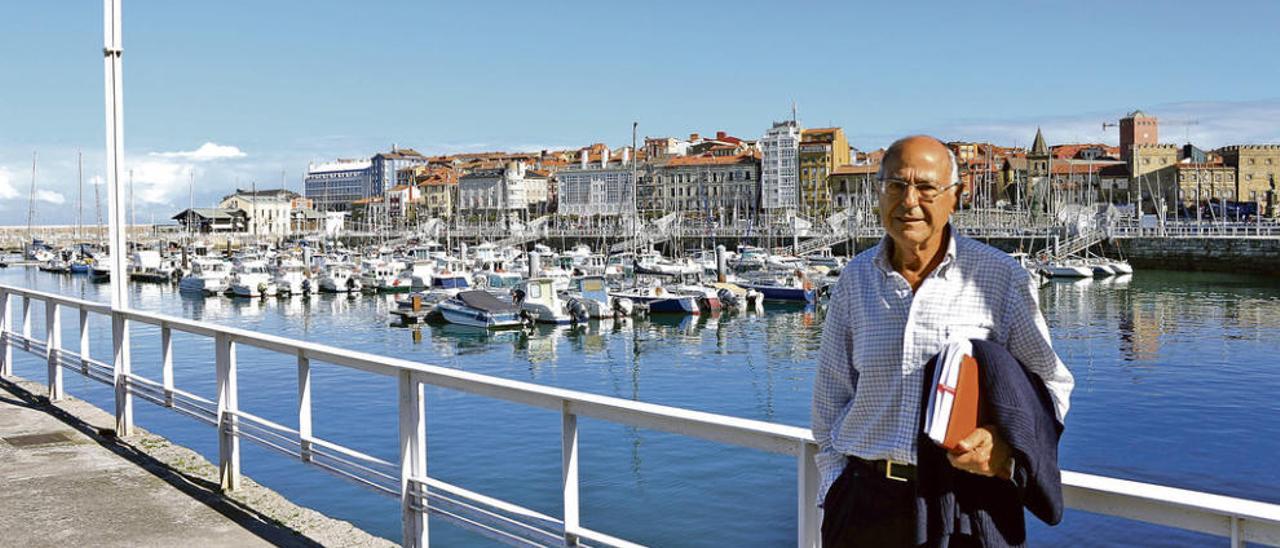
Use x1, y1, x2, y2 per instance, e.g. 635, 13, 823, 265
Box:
3, 260, 1280, 545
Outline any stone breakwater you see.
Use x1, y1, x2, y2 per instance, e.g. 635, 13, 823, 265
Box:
1114, 236, 1280, 275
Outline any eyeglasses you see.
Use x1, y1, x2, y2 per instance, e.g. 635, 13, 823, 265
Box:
879, 178, 959, 202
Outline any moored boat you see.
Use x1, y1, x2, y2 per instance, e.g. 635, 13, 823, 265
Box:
435, 290, 526, 329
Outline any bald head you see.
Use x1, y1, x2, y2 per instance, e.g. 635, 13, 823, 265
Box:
879, 135, 958, 186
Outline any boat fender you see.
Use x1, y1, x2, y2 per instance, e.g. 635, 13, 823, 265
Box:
512, 288, 526, 305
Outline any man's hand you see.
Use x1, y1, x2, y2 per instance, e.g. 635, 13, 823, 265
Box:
946, 425, 1013, 480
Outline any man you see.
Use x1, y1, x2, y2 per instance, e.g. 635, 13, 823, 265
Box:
812, 136, 1074, 546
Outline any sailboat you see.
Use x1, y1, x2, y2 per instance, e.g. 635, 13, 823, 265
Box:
70, 151, 95, 274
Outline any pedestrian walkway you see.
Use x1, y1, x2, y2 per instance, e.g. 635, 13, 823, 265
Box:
0, 377, 391, 548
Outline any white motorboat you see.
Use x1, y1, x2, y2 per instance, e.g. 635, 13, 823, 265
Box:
179, 258, 232, 295
514, 277, 575, 324
230, 260, 278, 298
273, 259, 316, 295
400, 259, 436, 290
565, 275, 633, 319
434, 290, 527, 329
319, 263, 362, 293
359, 258, 409, 293
423, 271, 472, 300
129, 250, 177, 283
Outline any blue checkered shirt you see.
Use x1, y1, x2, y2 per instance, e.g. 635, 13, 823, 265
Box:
811, 229, 1074, 502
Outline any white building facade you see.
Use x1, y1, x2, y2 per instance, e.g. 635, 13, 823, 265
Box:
761, 120, 801, 210
555, 150, 636, 217
458, 161, 552, 214
218, 189, 297, 237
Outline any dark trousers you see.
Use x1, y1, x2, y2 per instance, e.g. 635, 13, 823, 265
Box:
821, 458, 981, 548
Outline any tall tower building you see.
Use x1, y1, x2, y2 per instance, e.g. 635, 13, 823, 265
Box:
761, 120, 801, 211
1119, 110, 1159, 160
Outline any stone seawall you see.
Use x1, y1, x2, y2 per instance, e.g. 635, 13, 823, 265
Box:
843, 235, 1280, 276
1114, 236, 1280, 275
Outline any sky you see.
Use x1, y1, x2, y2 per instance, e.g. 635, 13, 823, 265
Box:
3, 0, 1280, 224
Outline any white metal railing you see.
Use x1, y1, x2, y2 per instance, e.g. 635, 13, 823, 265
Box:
1, 283, 1279, 547
1111, 222, 1280, 239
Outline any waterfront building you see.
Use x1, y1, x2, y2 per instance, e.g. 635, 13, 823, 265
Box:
1120, 110, 1159, 161
370, 147, 429, 199
1053, 143, 1120, 161
289, 208, 325, 233
304, 159, 374, 212
760, 120, 801, 211
386, 184, 422, 222
1097, 164, 1133, 205
170, 208, 247, 233
1216, 145, 1280, 212
555, 147, 636, 217
456, 161, 552, 217
218, 188, 299, 237
828, 163, 879, 212
797, 127, 850, 219
349, 196, 385, 225
401, 165, 459, 219
646, 152, 760, 222
1172, 162, 1238, 212
1048, 160, 1123, 204
1128, 144, 1179, 213
644, 136, 687, 159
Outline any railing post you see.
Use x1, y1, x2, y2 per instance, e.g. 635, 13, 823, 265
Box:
297, 350, 312, 462
45, 301, 62, 401
215, 332, 240, 491
398, 370, 427, 548
562, 401, 580, 546
78, 308, 89, 374
0, 291, 10, 377
797, 442, 820, 548
111, 311, 133, 436
21, 296, 31, 352
160, 324, 173, 406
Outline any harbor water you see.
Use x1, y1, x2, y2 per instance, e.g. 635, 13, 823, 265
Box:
2, 266, 1278, 546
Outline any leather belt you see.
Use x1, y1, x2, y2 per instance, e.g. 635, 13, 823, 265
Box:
850, 455, 917, 483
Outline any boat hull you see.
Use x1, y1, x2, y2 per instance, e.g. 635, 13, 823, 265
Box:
739, 284, 816, 304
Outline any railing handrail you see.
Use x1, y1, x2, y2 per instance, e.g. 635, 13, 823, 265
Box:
3, 282, 1280, 547
0, 284, 812, 454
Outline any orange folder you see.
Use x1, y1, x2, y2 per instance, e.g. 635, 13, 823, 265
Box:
939, 355, 983, 454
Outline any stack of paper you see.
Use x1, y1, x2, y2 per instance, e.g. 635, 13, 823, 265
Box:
924, 339, 981, 453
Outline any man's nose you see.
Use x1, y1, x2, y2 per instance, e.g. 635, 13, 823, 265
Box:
901, 186, 922, 208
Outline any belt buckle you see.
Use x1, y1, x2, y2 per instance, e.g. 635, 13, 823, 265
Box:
884, 460, 908, 482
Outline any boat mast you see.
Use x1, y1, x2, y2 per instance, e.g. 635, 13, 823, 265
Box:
27, 151, 37, 244
78, 150, 84, 243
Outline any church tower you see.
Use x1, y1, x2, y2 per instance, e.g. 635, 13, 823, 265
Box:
1028, 127, 1050, 179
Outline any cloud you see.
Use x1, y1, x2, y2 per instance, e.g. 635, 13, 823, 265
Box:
34, 190, 65, 205
129, 159, 194, 205
0, 167, 17, 199
150, 142, 247, 161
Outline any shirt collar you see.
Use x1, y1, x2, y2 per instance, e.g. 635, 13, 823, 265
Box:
874, 224, 959, 280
